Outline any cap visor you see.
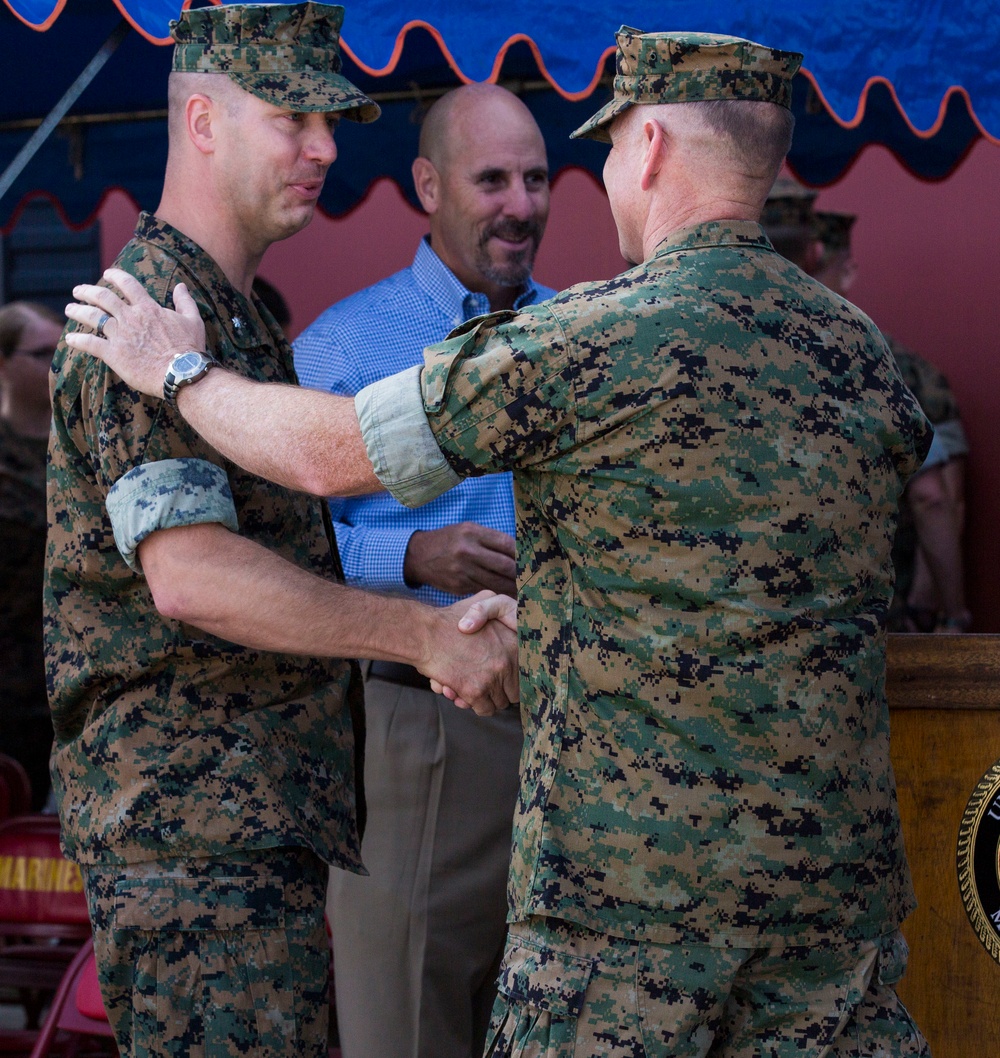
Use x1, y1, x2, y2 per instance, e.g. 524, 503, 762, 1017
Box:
232, 69, 380, 122
570, 98, 630, 142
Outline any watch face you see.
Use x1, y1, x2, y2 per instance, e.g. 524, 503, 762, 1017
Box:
172, 352, 205, 376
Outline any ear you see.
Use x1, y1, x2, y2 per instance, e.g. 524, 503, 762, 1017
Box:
412, 156, 441, 215
638, 119, 667, 192
185, 94, 217, 156
838, 255, 858, 293
808, 240, 825, 272
808, 239, 825, 274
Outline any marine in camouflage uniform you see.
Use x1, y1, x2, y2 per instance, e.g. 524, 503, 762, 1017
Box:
0, 423, 50, 802
352, 30, 933, 1057
48, 214, 365, 1055
45, 5, 377, 1056
884, 335, 970, 630
812, 209, 971, 632
57, 23, 935, 1058
0, 421, 48, 754
759, 175, 820, 272
1, 301, 61, 810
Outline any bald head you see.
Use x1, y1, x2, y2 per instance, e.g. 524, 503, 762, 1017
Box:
419, 83, 539, 169
411, 84, 550, 310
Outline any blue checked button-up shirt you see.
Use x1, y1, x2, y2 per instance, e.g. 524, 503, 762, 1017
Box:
294, 237, 555, 607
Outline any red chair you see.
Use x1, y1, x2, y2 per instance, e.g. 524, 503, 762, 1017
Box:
25, 937, 115, 1058
0, 815, 91, 1031
0, 758, 32, 822
23, 922, 332, 1057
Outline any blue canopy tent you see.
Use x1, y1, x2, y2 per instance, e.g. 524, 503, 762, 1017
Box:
1, 0, 998, 231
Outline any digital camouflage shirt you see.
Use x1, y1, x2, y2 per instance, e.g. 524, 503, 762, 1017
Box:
358, 220, 932, 947
45, 213, 364, 869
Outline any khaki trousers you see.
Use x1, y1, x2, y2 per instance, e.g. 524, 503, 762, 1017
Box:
328, 673, 523, 1058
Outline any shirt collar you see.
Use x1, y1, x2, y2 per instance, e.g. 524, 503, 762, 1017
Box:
411, 235, 540, 326
649, 219, 774, 262
134, 212, 260, 350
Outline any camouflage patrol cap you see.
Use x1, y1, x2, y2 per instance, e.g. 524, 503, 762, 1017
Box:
572, 27, 803, 142
813, 210, 857, 252
170, 2, 380, 122
761, 175, 817, 241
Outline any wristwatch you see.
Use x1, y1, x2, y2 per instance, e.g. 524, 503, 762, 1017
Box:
163, 351, 218, 407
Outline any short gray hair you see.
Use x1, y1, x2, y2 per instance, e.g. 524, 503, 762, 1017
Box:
675, 98, 794, 178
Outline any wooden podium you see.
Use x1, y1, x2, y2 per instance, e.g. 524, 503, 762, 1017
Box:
888, 634, 1000, 1056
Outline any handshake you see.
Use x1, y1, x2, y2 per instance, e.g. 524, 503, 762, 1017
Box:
420, 592, 519, 716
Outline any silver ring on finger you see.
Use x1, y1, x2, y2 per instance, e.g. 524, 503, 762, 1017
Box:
95, 312, 111, 339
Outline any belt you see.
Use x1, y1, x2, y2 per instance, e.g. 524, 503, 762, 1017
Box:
367, 661, 432, 691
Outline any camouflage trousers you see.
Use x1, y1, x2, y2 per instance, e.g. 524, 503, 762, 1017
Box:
81, 846, 329, 1058
485, 917, 930, 1058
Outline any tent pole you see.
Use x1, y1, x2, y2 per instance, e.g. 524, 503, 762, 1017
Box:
0, 19, 130, 206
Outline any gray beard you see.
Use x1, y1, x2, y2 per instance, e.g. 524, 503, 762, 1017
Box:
476, 245, 535, 289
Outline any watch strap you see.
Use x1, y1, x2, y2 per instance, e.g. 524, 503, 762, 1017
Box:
163, 352, 218, 406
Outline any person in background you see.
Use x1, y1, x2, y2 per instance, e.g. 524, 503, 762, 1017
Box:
812, 209, 972, 633
66, 25, 933, 1056
294, 82, 553, 1058
758, 174, 820, 271
0, 301, 60, 810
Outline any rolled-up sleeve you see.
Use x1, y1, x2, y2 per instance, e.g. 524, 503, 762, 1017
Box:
933, 417, 969, 460
914, 428, 948, 475
355, 365, 460, 509
356, 305, 573, 508
106, 457, 239, 573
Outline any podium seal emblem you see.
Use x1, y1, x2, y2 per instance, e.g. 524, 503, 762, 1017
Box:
957, 756, 1000, 964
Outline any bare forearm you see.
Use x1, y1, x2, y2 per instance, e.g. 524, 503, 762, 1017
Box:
140, 523, 519, 712
144, 525, 425, 659
940, 458, 966, 532
908, 470, 968, 621
175, 370, 380, 498
63, 270, 381, 499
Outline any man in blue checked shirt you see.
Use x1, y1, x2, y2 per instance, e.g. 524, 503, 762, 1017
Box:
293, 83, 554, 1058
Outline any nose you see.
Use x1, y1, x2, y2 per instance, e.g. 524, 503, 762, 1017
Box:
305, 116, 338, 167
502, 178, 538, 222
